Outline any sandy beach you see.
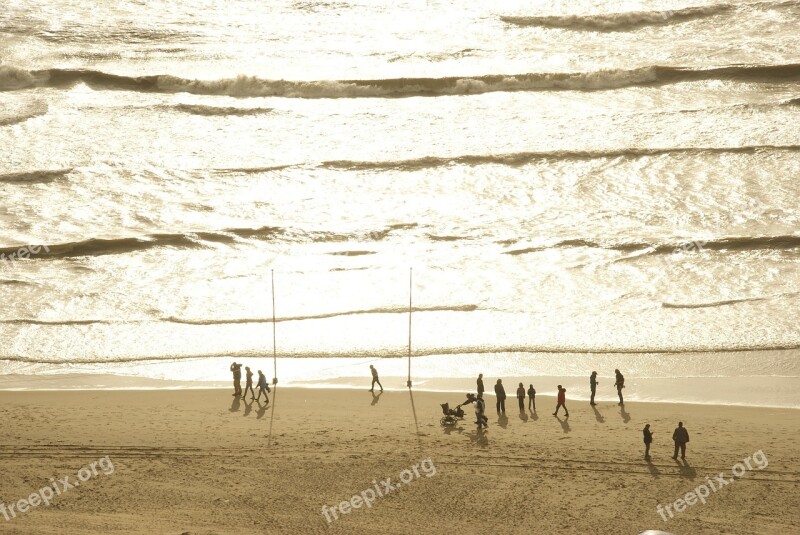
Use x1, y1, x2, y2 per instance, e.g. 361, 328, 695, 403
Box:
0, 387, 797, 534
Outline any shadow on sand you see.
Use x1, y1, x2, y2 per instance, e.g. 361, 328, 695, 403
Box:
497, 413, 509, 429
675, 457, 697, 479
467, 428, 489, 448
256, 400, 269, 419
554, 414, 571, 433
619, 404, 631, 423
646, 457, 661, 478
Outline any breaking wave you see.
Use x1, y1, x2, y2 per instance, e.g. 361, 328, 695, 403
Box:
0, 168, 72, 183
3, 63, 800, 98
504, 235, 800, 256
2, 342, 799, 365
500, 1, 797, 31
0, 223, 419, 260
320, 144, 800, 171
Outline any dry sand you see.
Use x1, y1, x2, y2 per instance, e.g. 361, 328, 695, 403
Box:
0, 387, 797, 534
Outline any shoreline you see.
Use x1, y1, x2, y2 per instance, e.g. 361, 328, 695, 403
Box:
1, 372, 798, 410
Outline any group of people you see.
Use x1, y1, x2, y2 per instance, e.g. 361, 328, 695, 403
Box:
417, 369, 686, 460
229, 362, 272, 403
229, 363, 690, 460
474, 369, 628, 419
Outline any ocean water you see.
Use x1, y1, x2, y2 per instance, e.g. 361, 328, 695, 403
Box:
1, 0, 799, 406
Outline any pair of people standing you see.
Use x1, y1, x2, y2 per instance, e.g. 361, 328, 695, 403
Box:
642, 422, 690, 459
478, 374, 507, 413
515, 383, 537, 411
588, 369, 625, 405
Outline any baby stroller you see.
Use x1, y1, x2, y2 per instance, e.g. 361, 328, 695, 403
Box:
440, 402, 466, 426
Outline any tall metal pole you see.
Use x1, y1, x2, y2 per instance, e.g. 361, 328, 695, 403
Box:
272, 269, 277, 385
407, 267, 412, 389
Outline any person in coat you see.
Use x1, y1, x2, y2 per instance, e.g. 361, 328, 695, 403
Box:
494, 379, 506, 414
643, 423, 654, 459
672, 421, 690, 459
553, 385, 569, 417
527, 384, 536, 411
614, 369, 625, 405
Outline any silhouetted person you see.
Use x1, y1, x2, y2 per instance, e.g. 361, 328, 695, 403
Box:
590, 371, 599, 405
516, 382, 525, 411
255, 370, 271, 403
243, 366, 255, 399
369, 365, 383, 392
494, 379, 506, 414
475, 394, 487, 428
477, 373, 485, 397
527, 384, 536, 411
643, 423, 653, 459
230, 362, 242, 397
614, 369, 625, 405
672, 421, 689, 459
553, 385, 569, 417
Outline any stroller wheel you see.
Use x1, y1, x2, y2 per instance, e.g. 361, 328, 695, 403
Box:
440, 416, 456, 426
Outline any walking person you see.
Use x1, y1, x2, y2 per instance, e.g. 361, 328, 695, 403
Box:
255, 370, 271, 403
475, 393, 487, 428
477, 373, 485, 397
590, 371, 599, 405
643, 424, 654, 459
553, 385, 569, 417
672, 421, 690, 459
230, 361, 242, 397
242, 366, 256, 399
527, 384, 536, 411
614, 369, 625, 405
369, 365, 383, 392
516, 382, 525, 411
494, 379, 506, 414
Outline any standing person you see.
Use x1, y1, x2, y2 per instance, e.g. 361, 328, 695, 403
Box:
230, 362, 242, 397
527, 384, 536, 411
242, 366, 255, 399
475, 394, 487, 428
614, 369, 625, 405
672, 421, 690, 460
477, 373, 485, 397
255, 370, 271, 403
553, 385, 569, 417
516, 382, 525, 411
494, 379, 506, 414
643, 424, 654, 459
590, 371, 599, 405
369, 365, 383, 392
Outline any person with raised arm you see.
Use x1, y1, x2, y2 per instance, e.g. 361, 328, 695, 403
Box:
230, 362, 242, 397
